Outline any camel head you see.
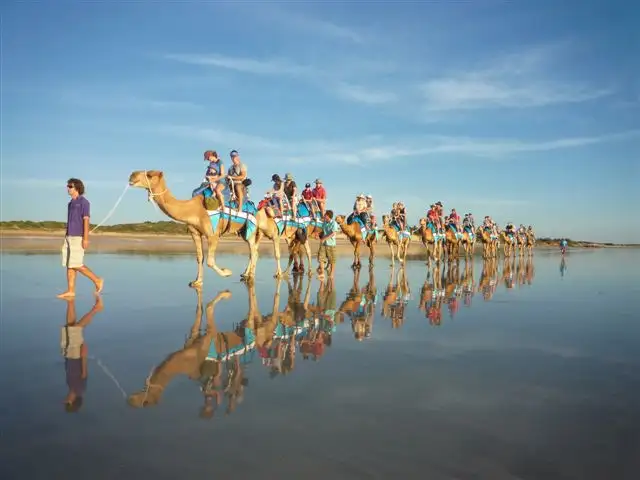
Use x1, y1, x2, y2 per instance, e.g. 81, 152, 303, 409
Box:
127, 386, 163, 408
381, 214, 389, 226
419, 217, 426, 226
335, 215, 346, 225
128, 170, 165, 191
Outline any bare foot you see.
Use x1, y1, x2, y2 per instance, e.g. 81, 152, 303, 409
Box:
95, 278, 104, 294
57, 291, 75, 299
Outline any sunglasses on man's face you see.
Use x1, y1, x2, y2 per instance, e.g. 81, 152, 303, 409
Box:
67, 185, 73, 189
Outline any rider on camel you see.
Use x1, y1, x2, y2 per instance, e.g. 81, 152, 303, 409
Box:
462, 213, 473, 231
466, 213, 475, 230
192, 150, 226, 208
435, 201, 444, 233
396, 202, 407, 231
301, 182, 315, 214
505, 222, 516, 236
365, 195, 376, 228
226, 150, 247, 209
427, 204, 439, 230
353, 193, 369, 227
268, 174, 285, 214
283, 173, 298, 216
312, 178, 326, 216
448, 208, 461, 232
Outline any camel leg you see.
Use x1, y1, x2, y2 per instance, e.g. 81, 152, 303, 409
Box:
241, 234, 258, 280
303, 240, 313, 277
368, 237, 375, 267
205, 233, 232, 277
352, 240, 361, 269
389, 242, 396, 266
273, 238, 284, 279
187, 225, 205, 287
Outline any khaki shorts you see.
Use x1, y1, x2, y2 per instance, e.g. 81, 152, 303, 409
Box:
318, 244, 336, 265
61, 236, 85, 269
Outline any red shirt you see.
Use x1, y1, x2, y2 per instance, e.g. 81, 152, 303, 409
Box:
301, 188, 314, 200
312, 185, 326, 200
427, 209, 438, 220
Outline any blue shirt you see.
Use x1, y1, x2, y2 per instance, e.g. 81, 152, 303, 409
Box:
67, 196, 90, 237
321, 219, 339, 247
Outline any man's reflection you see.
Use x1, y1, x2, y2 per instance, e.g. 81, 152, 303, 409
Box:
60, 296, 103, 413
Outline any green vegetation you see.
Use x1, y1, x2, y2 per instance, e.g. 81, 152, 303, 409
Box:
1, 221, 635, 246
0, 220, 189, 235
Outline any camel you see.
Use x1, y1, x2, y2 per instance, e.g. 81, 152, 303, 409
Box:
127, 288, 249, 409
459, 227, 476, 259
381, 214, 411, 266
443, 224, 461, 261
413, 219, 442, 266
500, 230, 517, 257
335, 214, 377, 269
419, 263, 445, 325
128, 170, 311, 284
525, 231, 535, 256
475, 226, 497, 260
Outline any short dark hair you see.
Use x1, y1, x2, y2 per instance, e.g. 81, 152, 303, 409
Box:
67, 178, 85, 195
325, 210, 334, 219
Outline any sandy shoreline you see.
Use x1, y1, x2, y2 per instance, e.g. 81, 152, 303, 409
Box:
0, 229, 563, 258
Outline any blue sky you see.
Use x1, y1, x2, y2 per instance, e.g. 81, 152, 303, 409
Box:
2, 1, 638, 243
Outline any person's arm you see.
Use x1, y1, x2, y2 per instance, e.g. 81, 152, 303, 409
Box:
229, 165, 247, 182
80, 343, 88, 379
82, 199, 91, 249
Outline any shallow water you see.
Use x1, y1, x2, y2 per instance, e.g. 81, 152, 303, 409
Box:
1, 249, 639, 480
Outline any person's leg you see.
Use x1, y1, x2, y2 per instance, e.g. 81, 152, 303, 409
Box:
317, 245, 327, 277
235, 185, 244, 210
58, 268, 78, 298
214, 183, 225, 207
76, 266, 104, 294
327, 247, 336, 278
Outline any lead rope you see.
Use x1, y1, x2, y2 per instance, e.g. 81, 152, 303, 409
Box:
89, 171, 165, 233
90, 184, 130, 233
89, 355, 159, 402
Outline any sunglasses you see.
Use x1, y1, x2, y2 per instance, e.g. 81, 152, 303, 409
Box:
67, 185, 73, 189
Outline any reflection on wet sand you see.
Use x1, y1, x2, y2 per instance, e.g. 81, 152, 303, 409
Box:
338, 267, 377, 340
127, 257, 537, 415
60, 296, 104, 413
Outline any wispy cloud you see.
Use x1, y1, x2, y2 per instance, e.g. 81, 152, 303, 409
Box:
333, 82, 397, 105
420, 44, 613, 111
163, 53, 311, 77
59, 91, 202, 111
225, 3, 366, 44
0, 176, 186, 189
163, 53, 396, 106
156, 124, 640, 165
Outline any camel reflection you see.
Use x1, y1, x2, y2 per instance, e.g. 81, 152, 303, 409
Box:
419, 264, 445, 325
338, 267, 377, 340
381, 267, 410, 329
478, 259, 499, 300
127, 288, 254, 419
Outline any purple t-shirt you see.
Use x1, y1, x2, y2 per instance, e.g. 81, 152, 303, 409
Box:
67, 196, 90, 237
65, 358, 87, 396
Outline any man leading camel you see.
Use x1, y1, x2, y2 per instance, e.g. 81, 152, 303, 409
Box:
58, 178, 104, 298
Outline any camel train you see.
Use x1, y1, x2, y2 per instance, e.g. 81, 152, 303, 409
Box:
128, 170, 535, 286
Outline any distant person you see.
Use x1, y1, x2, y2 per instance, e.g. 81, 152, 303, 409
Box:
60, 296, 103, 413
317, 210, 339, 280
58, 178, 103, 298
